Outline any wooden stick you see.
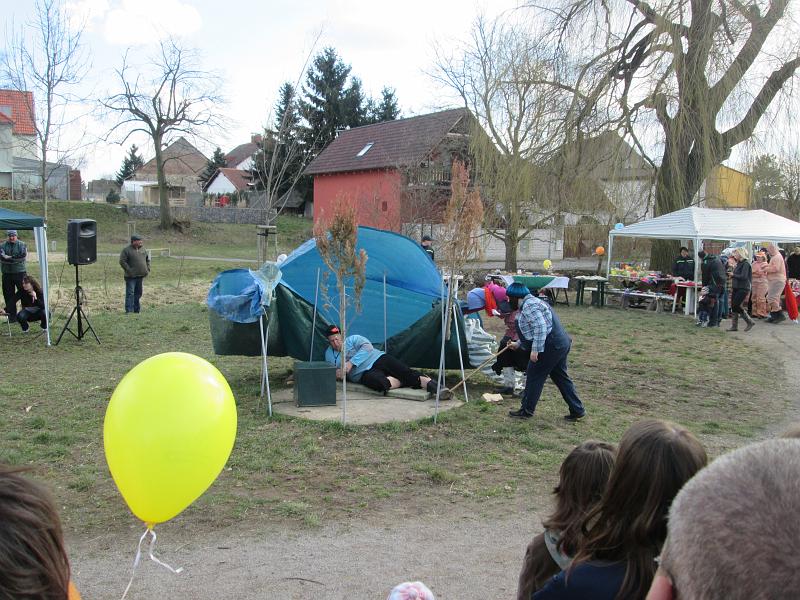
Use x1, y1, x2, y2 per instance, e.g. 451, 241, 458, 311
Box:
447, 345, 511, 393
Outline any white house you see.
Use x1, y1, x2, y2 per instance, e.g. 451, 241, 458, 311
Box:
204, 168, 252, 195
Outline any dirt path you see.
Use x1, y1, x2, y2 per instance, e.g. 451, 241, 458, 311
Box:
69, 319, 799, 600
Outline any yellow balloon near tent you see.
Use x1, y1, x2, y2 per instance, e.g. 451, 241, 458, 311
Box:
104, 352, 237, 525
543, 259, 553, 270
594, 246, 606, 256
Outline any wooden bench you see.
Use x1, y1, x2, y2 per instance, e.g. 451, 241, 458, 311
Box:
606, 289, 676, 312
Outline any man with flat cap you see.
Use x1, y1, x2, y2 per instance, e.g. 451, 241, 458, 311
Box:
119, 234, 150, 313
0, 229, 27, 323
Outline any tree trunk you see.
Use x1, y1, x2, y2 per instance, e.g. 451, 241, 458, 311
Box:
504, 230, 518, 271
155, 139, 172, 229
40, 147, 48, 223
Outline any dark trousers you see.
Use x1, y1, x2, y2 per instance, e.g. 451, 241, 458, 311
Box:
18, 306, 47, 331
124, 277, 144, 313
731, 288, 749, 314
707, 285, 723, 326
521, 345, 585, 417
2, 272, 25, 322
359, 354, 422, 393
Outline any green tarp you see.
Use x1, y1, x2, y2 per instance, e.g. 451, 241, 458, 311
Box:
0, 207, 45, 229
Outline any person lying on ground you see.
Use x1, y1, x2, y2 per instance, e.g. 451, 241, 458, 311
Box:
645, 439, 800, 600
323, 325, 452, 399
516, 440, 616, 600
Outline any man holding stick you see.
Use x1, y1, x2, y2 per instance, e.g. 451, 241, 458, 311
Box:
505, 282, 586, 422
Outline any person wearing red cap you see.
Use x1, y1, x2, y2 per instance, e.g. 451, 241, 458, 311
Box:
324, 325, 452, 399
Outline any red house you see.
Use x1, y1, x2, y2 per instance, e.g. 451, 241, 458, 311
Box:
303, 108, 473, 231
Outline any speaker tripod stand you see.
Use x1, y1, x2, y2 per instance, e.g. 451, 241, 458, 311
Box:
55, 264, 100, 345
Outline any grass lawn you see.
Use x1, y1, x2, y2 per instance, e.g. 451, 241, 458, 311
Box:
0, 268, 785, 535
0, 200, 313, 259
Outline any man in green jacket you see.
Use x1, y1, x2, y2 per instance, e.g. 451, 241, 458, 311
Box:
119, 234, 150, 313
1, 229, 28, 323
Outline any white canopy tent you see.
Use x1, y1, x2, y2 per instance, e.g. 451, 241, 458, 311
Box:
606, 207, 800, 312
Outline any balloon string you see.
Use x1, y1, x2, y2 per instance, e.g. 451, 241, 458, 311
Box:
147, 527, 184, 574
120, 528, 148, 599
120, 526, 183, 600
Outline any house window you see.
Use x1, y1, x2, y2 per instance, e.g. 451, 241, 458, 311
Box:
381, 201, 388, 212
356, 142, 374, 157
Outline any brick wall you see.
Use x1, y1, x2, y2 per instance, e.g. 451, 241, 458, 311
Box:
126, 204, 274, 224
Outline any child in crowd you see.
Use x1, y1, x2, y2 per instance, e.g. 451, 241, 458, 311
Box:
516, 440, 616, 600
533, 419, 707, 600
0, 464, 80, 599
695, 286, 712, 326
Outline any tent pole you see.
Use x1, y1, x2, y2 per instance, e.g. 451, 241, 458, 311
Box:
309, 267, 321, 361
694, 237, 701, 317
451, 301, 468, 402
258, 312, 272, 416
383, 271, 387, 352
606, 233, 614, 280
34, 226, 51, 346
435, 274, 449, 423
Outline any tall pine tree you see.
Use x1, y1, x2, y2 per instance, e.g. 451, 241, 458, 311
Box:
198, 147, 227, 188
373, 87, 400, 122
115, 144, 144, 187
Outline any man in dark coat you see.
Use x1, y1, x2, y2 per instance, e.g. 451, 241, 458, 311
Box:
698, 250, 726, 327
505, 282, 585, 422
0, 229, 28, 323
119, 234, 150, 313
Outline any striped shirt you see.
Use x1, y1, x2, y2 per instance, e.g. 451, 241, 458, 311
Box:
517, 294, 553, 352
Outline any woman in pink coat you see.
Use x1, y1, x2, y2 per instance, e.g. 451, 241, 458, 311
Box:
765, 243, 787, 323
751, 251, 769, 318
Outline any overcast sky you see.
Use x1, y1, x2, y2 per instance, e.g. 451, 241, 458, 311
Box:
3, 0, 522, 181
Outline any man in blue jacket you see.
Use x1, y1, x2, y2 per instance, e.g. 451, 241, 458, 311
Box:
324, 325, 452, 399
504, 282, 585, 421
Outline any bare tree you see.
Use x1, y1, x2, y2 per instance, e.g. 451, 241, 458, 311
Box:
2, 0, 89, 220
314, 198, 367, 425
103, 40, 225, 229
540, 0, 800, 268
433, 14, 597, 270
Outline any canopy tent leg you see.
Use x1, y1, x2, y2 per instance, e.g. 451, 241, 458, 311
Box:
694, 237, 701, 317
34, 226, 51, 346
451, 302, 469, 402
258, 312, 272, 417
309, 268, 321, 361
434, 275, 450, 423
606, 233, 614, 280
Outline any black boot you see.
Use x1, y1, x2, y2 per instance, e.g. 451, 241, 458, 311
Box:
741, 311, 755, 332
726, 314, 739, 331
772, 311, 786, 324
766, 311, 776, 323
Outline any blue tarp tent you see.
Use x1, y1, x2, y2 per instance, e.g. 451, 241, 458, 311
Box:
279, 226, 442, 342
208, 226, 471, 369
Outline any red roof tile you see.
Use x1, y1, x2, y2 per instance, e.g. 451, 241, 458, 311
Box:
303, 108, 469, 176
0, 90, 36, 135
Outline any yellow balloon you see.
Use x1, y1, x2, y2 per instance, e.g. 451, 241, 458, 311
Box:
104, 352, 237, 525
543, 259, 553, 270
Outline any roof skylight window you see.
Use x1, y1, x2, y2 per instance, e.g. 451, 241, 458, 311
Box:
356, 142, 374, 157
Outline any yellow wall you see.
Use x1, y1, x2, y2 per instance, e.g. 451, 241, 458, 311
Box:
704, 165, 752, 208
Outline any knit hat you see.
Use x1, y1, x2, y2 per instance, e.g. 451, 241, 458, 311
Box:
505, 282, 529, 298
421, 234, 433, 242
387, 581, 435, 600
6, 229, 17, 236
130, 234, 142, 242
324, 324, 341, 337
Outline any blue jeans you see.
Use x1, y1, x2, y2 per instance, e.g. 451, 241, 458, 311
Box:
521, 344, 585, 416
124, 277, 143, 313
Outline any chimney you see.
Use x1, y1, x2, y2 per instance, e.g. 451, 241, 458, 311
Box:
251, 133, 262, 145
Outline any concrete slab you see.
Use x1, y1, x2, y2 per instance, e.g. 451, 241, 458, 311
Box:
270, 382, 463, 424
